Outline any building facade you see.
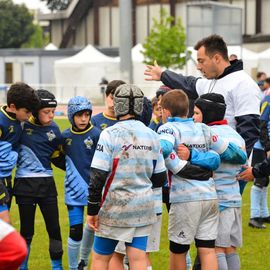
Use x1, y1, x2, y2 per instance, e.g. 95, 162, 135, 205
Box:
38, 0, 270, 52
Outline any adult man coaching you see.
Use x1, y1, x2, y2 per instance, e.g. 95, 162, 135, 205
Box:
144, 34, 261, 159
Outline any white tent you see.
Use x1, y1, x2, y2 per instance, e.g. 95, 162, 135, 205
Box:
258, 48, 270, 76
54, 45, 120, 103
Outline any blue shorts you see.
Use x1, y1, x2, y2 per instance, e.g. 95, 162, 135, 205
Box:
0, 204, 8, 213
93, 235, 148, 255
67, 205, 84, 226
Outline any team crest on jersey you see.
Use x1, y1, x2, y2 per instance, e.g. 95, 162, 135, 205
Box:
84, 137, 93, 149
26, 128, 33, 135
100, 123, 108, 130
66, 138, 72, 146
8, 125, 14, 134
46, 130, 56, 141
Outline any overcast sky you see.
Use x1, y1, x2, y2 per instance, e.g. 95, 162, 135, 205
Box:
12, 0, 49, 12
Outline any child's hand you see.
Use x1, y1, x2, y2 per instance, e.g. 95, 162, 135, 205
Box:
144, 61, 163, 81
86, 215, 99, 232
177, 144, 190, 160
236, 165, 254, 181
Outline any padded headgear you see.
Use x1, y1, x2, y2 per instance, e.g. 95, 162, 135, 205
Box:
33, 89, 57, 118
68, 96, 92, 126
194, 93, 226, 124
114, 84, 144, 119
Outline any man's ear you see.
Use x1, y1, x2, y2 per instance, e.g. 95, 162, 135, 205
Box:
213, 53, 221, 63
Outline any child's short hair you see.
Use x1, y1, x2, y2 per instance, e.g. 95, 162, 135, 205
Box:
160, 89, 189, 117
105, 80, 126, 97
7, 82, 39, 112
151, 97, 159, 108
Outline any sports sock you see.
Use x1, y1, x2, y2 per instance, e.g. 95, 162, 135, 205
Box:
226, 253, 240, 270
51, 258, 63, 270
20, 243, 31, 270
79, 222, 94, 265
216, 253, 228, 270
68, 237, 81, 270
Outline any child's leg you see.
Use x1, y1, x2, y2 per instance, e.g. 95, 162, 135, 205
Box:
125, 236, 148, 270
91, 235, 118, 270
39, 198, 63, 270
18, 202, 37, 270
198, 246, 217, 270
109, 252, 125, 270
169, 241, 189, 270
250, 184, 262, 218
66, 205, 84, 270
79, 222, 95, 267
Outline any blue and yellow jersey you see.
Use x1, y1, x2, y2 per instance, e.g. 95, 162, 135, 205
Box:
91, 112, 118, 130
15, 117, 62, 178
62, 124, 100, 206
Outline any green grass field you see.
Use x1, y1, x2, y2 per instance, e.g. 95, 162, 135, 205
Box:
9, 118, 270, 269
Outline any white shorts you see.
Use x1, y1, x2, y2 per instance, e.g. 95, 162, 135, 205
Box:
115, 215, 162, 253
168, 200, 219, 245
96, 223, 152, 243
215, 207, 242, 248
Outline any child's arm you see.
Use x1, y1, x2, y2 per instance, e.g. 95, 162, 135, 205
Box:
51, 146, 66, 170
259, 100, 270, 154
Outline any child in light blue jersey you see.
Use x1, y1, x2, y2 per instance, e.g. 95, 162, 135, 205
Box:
0, 82, 38, 224
87, 84, 167, 270
62, 96, 101, 270
158, 90, 246, 270
192, 93, 247, 270
13, 89, 64, 270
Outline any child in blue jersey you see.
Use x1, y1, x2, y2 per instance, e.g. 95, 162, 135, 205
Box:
191, 93, 247, 270
148, 96, 162, 131
13, 89, 64, 270
158, 90, 246, 270
0, 82, 38, 224
245, 94, 270, 229
87, 84, 167, 270
91, 80, 126, 130
62, 96, 101, 270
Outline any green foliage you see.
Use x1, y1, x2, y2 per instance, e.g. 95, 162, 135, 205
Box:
41, 0, 71, 11
0, 0, 35, 48
21, 24, 46, 48
142, 8, 187, 69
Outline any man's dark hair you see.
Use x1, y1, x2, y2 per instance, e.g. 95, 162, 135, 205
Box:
7, 82, 39, 112
105, 80, 126, 97
161, 89, 189, 117
194, 34, 229, 61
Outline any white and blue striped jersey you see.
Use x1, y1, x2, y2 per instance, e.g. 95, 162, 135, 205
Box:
210, 124, 246, 209
91, 119, 166, 227
158, 117, 228, 203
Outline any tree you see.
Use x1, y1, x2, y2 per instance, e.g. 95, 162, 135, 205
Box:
142, 8, 187, 69
41, 0, 71, 11
22, 24, 49, 48
0, 0, 35, 48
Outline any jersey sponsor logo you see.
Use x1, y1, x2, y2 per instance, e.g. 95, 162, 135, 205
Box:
170, 153, 176, 160
46, 130, 56, 141
185, 143, 206, 149
133, 145, 152, 151
212, 135, 218, 142
158, 128, 173, 135
25, 128, 33, 135
122, 144, 132, 151
84, 137, 94, 149
8, 125, 14, 134
96, 143, 104, 152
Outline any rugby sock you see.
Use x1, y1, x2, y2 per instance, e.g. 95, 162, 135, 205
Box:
250, 185, 262, 218
226, 253, 240, 270
51, 258, 63, 270
216, 253, 228, 270
147, 267, 153, 270
68, 237, 81, 270
186, 251, 192, 270
261, 187, 269, 218
20, 243, 31, 270
79, 223, 94, 265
